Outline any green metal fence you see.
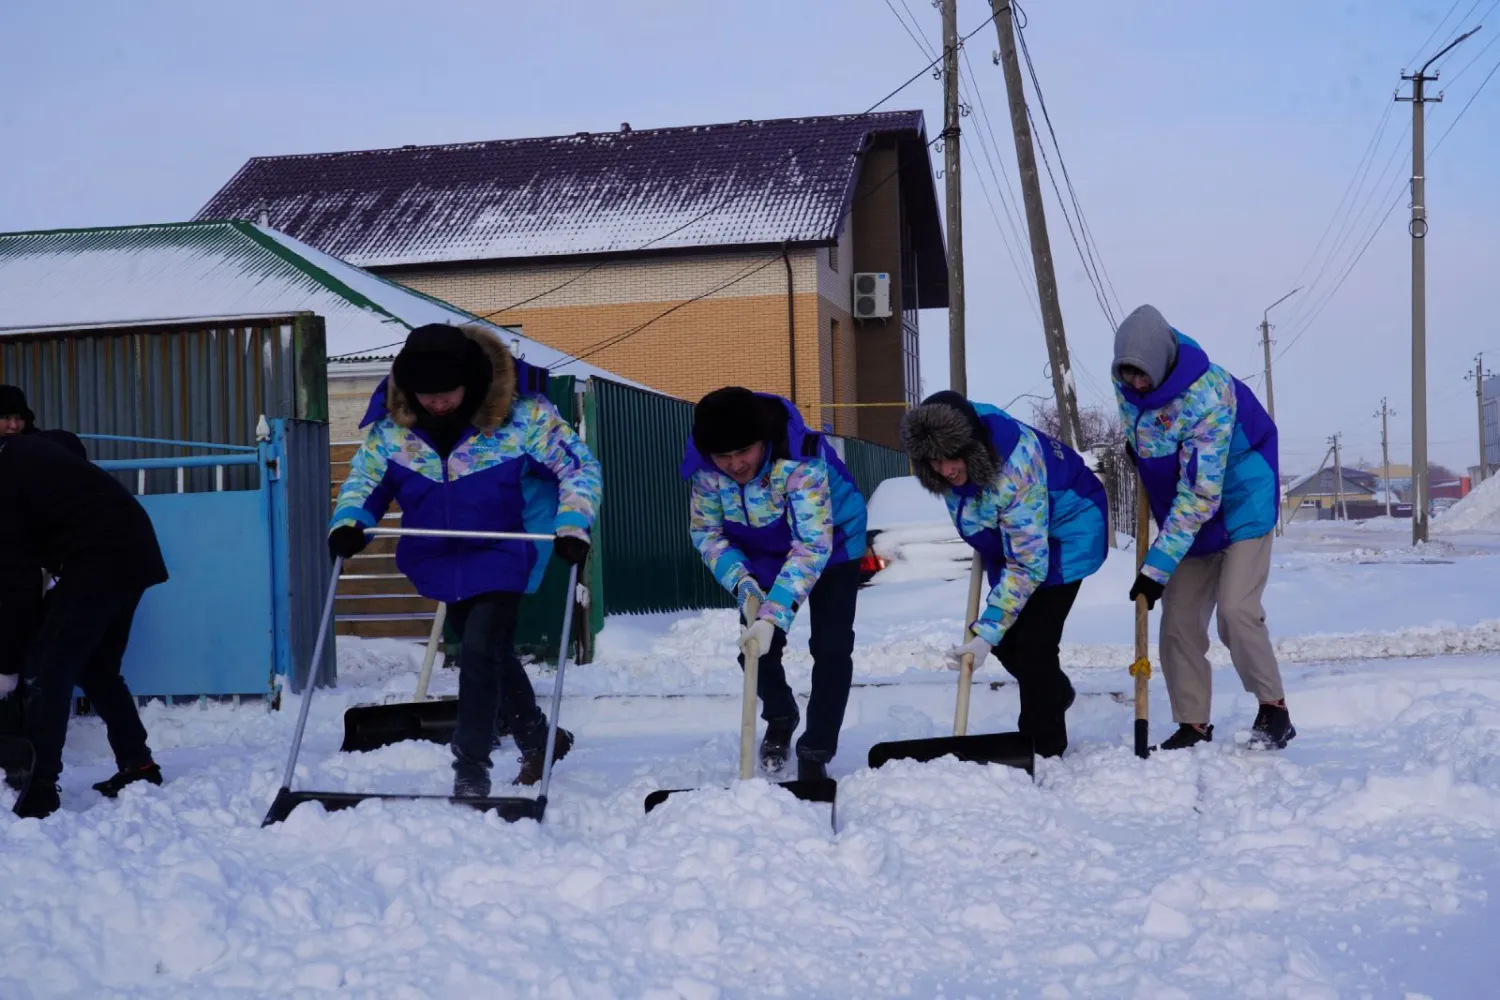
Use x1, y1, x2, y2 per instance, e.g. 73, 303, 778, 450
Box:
591, 378, 733, 615
839, 435, 913, 501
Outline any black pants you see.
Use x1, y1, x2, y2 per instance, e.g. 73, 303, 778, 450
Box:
739, 559, 859, 764
22, 581, 154, 789
993, 580, 1081, 750
448, 591, 549, 775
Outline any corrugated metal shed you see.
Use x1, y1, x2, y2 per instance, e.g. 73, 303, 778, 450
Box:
190, 112, 949, 307
0, 220, 648, 385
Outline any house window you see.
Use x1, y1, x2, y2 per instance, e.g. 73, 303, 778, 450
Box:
827, 245, 839, 273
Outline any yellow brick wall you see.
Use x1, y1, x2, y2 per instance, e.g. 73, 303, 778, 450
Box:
387, 251, 844, 422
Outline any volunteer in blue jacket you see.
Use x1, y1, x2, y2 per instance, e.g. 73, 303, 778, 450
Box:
901, 391, 1108, 757
1112, 304, 1292, 751
682, 387, 867, 783
329, 323, 601, 797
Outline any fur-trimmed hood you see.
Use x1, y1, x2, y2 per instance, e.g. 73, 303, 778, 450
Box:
900, 391, 999, 495
361, 323, 519, 432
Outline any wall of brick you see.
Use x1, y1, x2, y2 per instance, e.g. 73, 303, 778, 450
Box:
384, 248, 839, 420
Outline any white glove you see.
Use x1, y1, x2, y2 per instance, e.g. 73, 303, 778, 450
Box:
739, 619, 777, 659
0, 673, 17, 699
945, 635, 992, 672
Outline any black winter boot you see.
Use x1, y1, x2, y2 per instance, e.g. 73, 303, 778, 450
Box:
1158, 723, 1214, 751
92, 762, 163, 798
796, 758, 828, 782
759, 719, 796, 776
1248, 704, 1296, 750
1029, 676, 1077, 759
14, 783, 60, 819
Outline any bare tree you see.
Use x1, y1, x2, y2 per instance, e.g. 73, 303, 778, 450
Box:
1028, 401, 1125, 451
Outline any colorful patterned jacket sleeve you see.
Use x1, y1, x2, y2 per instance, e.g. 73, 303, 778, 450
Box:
972, 429, 1051, 646
1142, 369, 1236, 584
758, 460, 835, 632
519, 396, 602, 540
688, 472, 753, 597
329, 422, 399, 532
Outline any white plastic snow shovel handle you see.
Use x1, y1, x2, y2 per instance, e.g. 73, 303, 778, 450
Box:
412, 602, 448, 702
739, 593, 763, 781
278, 557, 344, 791
365, 527, 557, 542
953, 553, 985, 737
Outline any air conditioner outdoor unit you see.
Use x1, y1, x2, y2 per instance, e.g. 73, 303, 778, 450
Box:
853, 272, 892, 319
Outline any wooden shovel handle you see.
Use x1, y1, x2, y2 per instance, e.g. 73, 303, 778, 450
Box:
1132, 475, 1152, 757
953, 553, 985, 737
740, 592, 762, 780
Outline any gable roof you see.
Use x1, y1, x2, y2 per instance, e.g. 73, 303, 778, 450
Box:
1285, 466, 1381, 497
0, 220, 647, 387
193, 111, 949, 307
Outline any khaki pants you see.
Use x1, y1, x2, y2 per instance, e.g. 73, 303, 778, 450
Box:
1159, 532, 1284, 724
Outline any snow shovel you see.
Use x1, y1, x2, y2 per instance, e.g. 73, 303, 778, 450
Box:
262, 533, 580, 827
866, 553, 1035, 775
643, 592, 838, 815
1130, 476, 1153, 759
338, 601, 461, 753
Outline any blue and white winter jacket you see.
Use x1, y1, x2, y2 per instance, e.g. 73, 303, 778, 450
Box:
1115, 332, 1279, 584
330, 326, 601, 603
918, 401, 1108, 645
680, 394, 867, 632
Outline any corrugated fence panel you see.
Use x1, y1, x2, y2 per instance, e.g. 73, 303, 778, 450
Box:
840, 435, 913, 500
282, 418, 336, 691
0, 314, 325, 495
591, 378, 732, 615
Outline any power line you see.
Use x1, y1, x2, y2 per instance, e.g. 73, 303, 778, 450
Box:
330, 6, 1006, 360
1432, 52, 1500, 150
1411, 0, 1467, 68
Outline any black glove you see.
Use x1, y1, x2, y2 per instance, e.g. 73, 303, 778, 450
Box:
553, 535, 590, 567
1129, 572, 1165, 611
328, 525, 368, 561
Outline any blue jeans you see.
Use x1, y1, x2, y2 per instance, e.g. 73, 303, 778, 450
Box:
447, 592, 549, 778
738, 559, 859, 763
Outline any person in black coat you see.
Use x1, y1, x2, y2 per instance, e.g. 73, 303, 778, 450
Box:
0, 384, 36, 437
0, 432, 168, 819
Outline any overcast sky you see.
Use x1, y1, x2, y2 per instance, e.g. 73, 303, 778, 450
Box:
3, 0, 1497, 474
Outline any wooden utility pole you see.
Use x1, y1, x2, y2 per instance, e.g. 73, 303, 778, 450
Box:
989, 0, 1082, 449
1400, 27, 1479, 543
1466, 353, 1488, 483
941, 0, 967, 396
1376, 398, 1396, 518
1330, 432, 1346, 520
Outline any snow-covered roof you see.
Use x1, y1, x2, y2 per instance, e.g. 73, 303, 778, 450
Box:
192, 112, 949, 308
0, 221, 648, 388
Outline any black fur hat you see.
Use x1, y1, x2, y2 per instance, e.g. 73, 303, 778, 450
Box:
0, 384, 34, 428
899, 390, 998, 494
392, 323, 490, 395
693, 386, 768, 456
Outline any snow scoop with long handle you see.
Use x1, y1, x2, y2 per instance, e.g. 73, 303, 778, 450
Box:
340, 526, 572, 752
866, 552, 1035, 775
1131, 476, 1153, 759
263, 531, 580, 826
643, 592, 838, 816
339, 601, 460, 753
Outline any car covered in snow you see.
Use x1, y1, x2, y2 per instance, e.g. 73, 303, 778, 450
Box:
858, 475, 972, 586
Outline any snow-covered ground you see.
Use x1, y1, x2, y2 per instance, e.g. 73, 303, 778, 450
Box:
3, 520, 1499, 998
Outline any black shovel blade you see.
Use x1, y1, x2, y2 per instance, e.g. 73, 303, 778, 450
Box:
643, 776, 838, 814
339, 698, 459, 753
262, 787, 545, 827
867, 731, 1035, 776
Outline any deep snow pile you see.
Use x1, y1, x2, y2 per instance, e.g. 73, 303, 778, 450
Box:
2, 526, 1500, 997
1434, 473, 1500, 533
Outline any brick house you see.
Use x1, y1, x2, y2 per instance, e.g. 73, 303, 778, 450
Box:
194, 111, 950, 447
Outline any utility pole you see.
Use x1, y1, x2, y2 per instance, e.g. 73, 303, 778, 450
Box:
1330, 433, 1346, 520
941, 0, 966, 397
1260, 286, 1301, 537
989, 0, 1082, 449
1466, 353, 1488, 483
1400, 26, 1481, 544
1376, 398, 1396, 518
